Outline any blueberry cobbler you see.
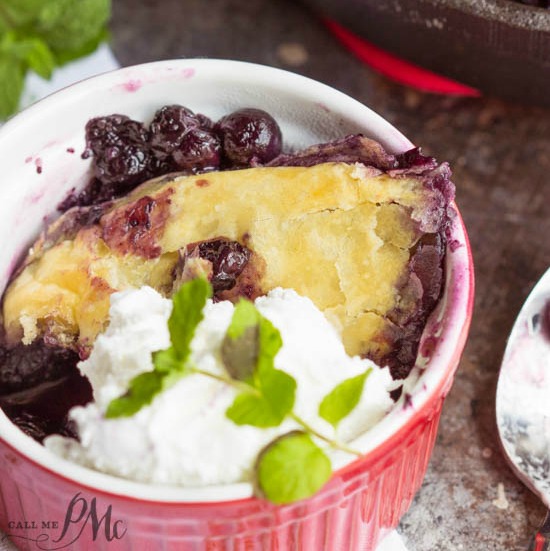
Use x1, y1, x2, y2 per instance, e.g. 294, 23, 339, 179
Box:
0, 105, 455, 501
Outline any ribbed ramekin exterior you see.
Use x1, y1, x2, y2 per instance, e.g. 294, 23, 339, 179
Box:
0, 389, 445, 551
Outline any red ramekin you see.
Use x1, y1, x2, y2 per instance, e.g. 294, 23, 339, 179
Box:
0, 59, 474, 551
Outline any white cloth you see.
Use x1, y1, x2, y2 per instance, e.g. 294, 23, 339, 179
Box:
378, 531, 409, 550
0, 43, 409, 551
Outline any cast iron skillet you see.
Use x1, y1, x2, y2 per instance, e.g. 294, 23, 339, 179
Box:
302, 0, 550, 107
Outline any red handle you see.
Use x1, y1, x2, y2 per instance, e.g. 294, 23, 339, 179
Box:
529, 511, 550, 551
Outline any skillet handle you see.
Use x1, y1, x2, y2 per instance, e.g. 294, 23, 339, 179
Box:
528, 510, 550, 551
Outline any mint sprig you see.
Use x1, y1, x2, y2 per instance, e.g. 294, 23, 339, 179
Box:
105, 278, 211, 418
220, 298, 369, 504
0, 0, 111, 119
104, 281, 371, 505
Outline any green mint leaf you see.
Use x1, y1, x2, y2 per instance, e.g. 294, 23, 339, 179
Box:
0, 1, 45, 27
225, 365, 296, 428
52, 27, 109, 66
0, 0, 111, 119
169, 277, 211, 361
221, 299, 283, 383
256, 315, 283, 373
34, 0, 111, 57
105, 371, 165, 419
223, 301, 296, 427
221, 299, 260, 381
255, 431, 332, 504
225, 299, 259, 340
319, 368, 372, 428
19, 38, 55, 78
226, 368, 296, 427
0, 34, 55, 79
221, 324, 258, 381
226, 393, 283, 428
256, 364, 296, 421
0, 54, 24, 119
152, 347, 181, 373
106, 351, 192, 419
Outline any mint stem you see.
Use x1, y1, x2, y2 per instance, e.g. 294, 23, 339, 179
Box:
192, 366, 261, 396
290, 412, 362, 457
194, 366, 361, 456
193, 360, 362, 457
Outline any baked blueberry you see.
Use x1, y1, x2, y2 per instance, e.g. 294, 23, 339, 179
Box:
216, 108, 282, 166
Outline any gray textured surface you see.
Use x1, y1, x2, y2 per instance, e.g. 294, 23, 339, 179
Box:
111, 1, 550, 549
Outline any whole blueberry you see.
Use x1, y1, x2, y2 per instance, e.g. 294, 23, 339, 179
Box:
85, 114, 131, 153
196, 113, 214, 130
149, 105, 203, 160
172, 128, 222, 172
85, 115, 151, 190
216, 108, 282, 167
196, 239, 251, 293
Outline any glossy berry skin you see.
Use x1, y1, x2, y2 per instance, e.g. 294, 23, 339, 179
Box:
85, 115, 151, 191
172, 128, 222, 172
216, 108, 282, 166
196, 113, 214, 129
149, 105, 204, 160
196, 239, 251, 293
149, 105, 219, 173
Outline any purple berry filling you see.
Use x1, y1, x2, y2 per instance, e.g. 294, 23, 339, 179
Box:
0, 340, 91, 442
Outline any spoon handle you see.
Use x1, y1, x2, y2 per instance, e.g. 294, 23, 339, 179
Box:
528, 510, 550, 551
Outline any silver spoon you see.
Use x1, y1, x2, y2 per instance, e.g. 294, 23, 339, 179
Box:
496, 267, 550, 550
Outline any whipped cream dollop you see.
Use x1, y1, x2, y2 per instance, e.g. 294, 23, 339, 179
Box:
46, 286, 397, 486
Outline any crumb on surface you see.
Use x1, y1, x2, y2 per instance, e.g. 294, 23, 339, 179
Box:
492, 483, 509, 510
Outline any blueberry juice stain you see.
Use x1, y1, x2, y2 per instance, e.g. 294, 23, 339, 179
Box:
0, 340, 92, 443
